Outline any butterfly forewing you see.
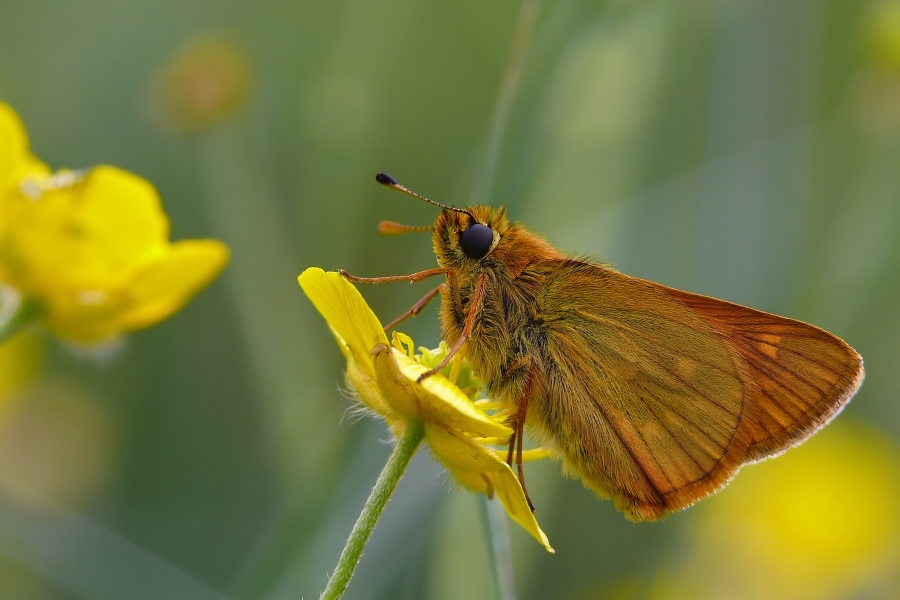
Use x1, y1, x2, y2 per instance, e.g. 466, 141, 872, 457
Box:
664, 288, 864, 462
528, 262, 862, 520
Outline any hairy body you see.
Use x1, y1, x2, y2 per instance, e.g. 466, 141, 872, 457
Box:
434, 206, 862, 520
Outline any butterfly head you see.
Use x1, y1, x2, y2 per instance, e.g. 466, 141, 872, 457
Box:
432, 205, 506, 268
374, 173, 562, 274
375, 172, 506, 266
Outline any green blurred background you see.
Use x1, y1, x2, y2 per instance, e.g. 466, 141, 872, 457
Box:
2, 0, 900, 598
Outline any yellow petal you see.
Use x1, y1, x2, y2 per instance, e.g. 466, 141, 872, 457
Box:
0, 103, 47, 190
0, 103, 24, 189
36, 240, 228, 343
490, 464, 554, 553
373, 344, 511, 438
343, 341, 392, 418
368, 342, 425, 422
396, 350, 512, 438
425, 421, 506, 475
425, 421, 553, 552
490, 447, 555, 462
298, 267, 388, 386
42, 290, 125, 343
2, 166, 170, 291
116, 239, 230, 330
62, 166, 171, 275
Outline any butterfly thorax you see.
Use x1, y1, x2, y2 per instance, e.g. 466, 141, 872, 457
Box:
432, 206, 564, 397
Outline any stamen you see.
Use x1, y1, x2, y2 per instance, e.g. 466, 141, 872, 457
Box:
20, 169, 86, 200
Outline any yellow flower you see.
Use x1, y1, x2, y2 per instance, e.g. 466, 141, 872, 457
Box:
0, 103, 229, 343
298, 267, 553, 552
0, 103, 48, 194
649, 420, 900, 599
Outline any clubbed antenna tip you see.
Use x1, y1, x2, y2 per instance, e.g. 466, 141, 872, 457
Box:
375, 172, 398, 186
372, 172, 477, 223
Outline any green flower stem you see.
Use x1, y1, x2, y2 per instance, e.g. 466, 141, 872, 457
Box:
480, 494, 517, 600
320, 420, 426, 600
0, 290, 41, 345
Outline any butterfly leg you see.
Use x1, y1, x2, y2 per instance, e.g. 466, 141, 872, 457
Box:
503, 356, 531, 466
504, 360, 537, 512
340, 268, 450, 284
415, 273, 488, 382
383, 284, 446, 332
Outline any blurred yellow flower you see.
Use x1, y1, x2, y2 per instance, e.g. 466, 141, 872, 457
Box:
0, 329, 43, 422
650, 419, 900, 600
298, 267, 553, 552
862, 1, 900, 72
853, 2, 900, 136
0, 102, 230, 344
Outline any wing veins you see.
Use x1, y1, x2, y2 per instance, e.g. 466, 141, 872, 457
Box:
575, 309, 740, 377
633, 381, 728, 457
756, 383, 804, 425
550, 355, 668, 501
745, 362, 856, 448
740, 332, 851, 375
630, 382, 748, 496
628, 412, 677, 493
568, 308, 745, 496
630, 389, 709, 477
574, 309, 741, 418
737, 340, 831, 397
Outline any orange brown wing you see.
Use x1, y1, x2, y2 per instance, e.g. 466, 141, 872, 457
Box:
664, 287, 863, 463
524, 261, 862, 520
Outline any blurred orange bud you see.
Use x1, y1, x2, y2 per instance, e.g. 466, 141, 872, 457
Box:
151, 32, 253, 134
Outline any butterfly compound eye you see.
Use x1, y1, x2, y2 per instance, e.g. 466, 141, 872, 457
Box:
459, 223, 494, 259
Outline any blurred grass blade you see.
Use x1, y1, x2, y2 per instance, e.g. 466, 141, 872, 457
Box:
471, 0, 541, 205
0, 478, 228, 600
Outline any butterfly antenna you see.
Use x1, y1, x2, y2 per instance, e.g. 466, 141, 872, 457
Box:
378, 221, 433, 235
375, 173, 477, 222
